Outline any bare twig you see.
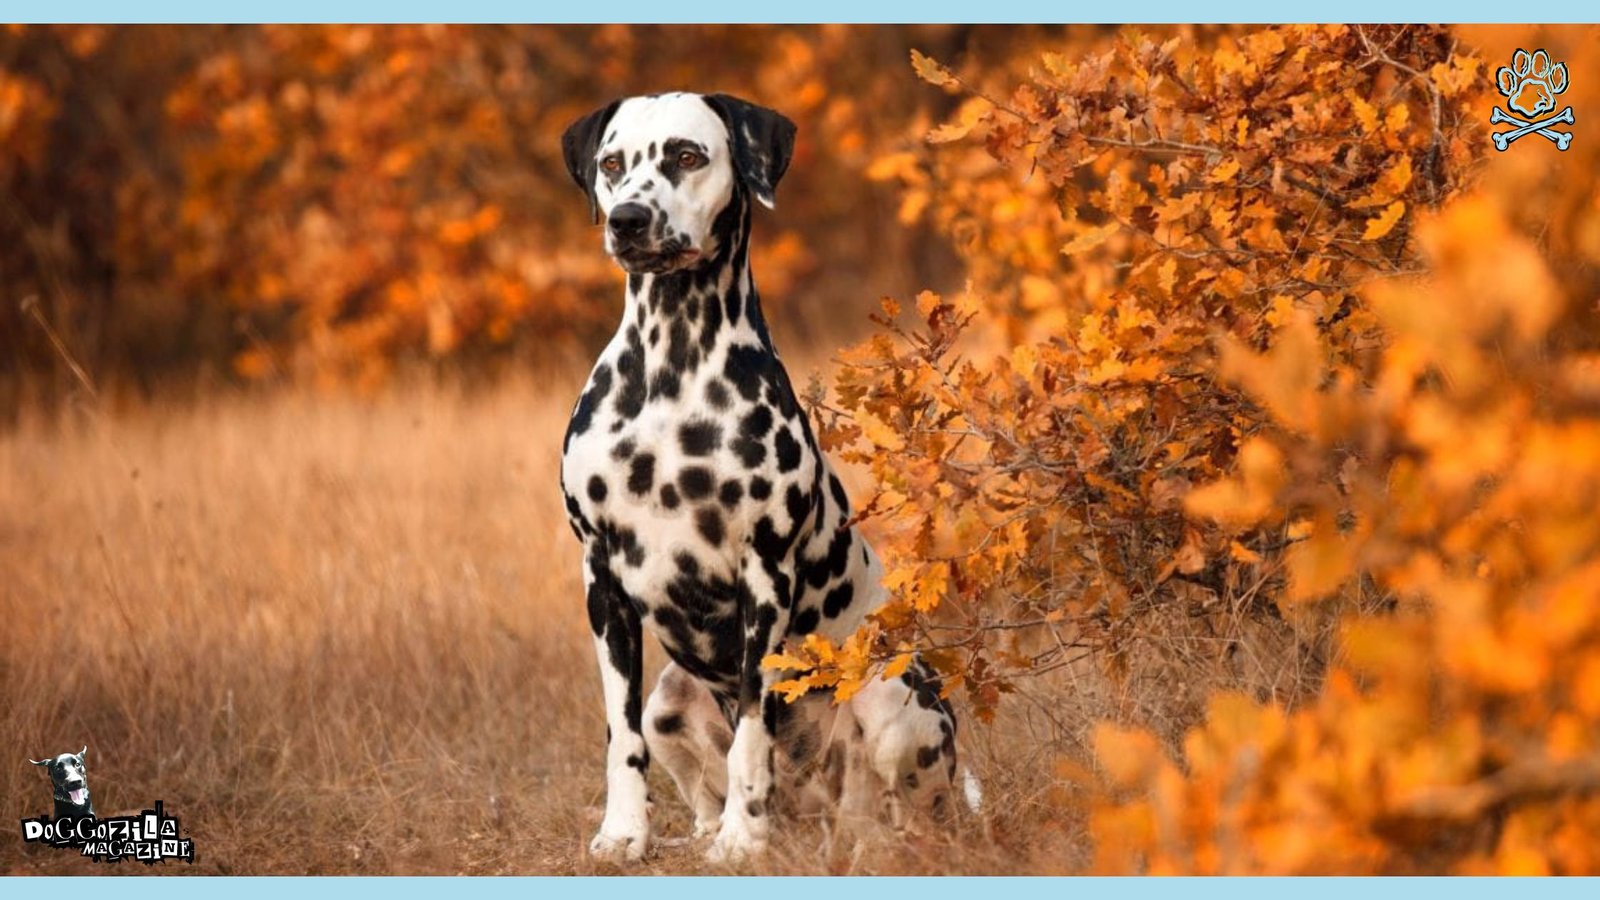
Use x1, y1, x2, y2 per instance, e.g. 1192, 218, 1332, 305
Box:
21, 294, 100, 402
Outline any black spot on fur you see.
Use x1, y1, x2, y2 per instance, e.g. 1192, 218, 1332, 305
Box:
706, 380, 731, 410
916, 745, 942, 768
792, 608, 819, 635
613, 329, 646, 420
785, 485, 811, 540
615, 527, 645, 567
696, 507, 725, 545
774, 426, 802, 473
719, 479, 744, 508
627, 752, 650, 772
822, 583, 854, 618
666, 318, 695, 373
680, 420, 723, 456
829, 474, 850, 512
749, 476, 772, 500
649, 369, 681, 400
826, 529, 853, 579
660, 483, 681, 510
724, 343, 770, 402
655, 271, 689, 318
746, 799, 767, 818
628, 453, 655, 495
733, 433, 767, 468
564, 364, 612, 449
679, 466, 715, 500
753, 516, 785, 562
565, 492, 591, 539
652, 713, 684, 735
586, 584, 606, 636
587, 476, 608, 503
699, 284, 724, 351
740, 405, 773, 440
760, 689, 784, 732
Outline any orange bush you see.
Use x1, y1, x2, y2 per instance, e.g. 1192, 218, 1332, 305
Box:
775, 23, 1600, 873
784, 25, 1485, 713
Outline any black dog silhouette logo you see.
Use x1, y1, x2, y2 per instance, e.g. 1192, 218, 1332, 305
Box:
21, 747, 195, 864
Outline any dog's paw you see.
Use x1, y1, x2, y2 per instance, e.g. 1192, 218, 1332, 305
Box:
588, 820, 650, 863
704, 821, 766, 865
691, 817, 721, 841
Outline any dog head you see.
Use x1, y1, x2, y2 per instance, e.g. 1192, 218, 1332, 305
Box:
562, 92, 796, 275
31, 746, 91, 812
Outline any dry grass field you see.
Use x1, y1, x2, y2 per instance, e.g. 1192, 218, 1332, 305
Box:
0, 371, 1133, 875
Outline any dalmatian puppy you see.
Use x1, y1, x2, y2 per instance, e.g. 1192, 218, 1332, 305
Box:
558, 92, 965, 864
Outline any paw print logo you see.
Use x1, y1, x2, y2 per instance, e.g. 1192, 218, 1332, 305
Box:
1491, 48, 1574, 151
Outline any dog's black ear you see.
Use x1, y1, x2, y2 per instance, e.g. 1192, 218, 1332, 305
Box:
561, 100, 622, 225
702, 94, 797, 210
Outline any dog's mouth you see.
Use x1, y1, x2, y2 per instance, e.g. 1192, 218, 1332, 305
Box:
612, 244, 703, 274
65, 787, 87, 805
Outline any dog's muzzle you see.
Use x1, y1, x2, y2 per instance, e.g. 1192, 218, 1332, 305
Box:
62, 782, 88, 805
607, 202, 701, 273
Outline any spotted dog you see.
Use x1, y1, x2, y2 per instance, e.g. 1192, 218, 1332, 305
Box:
559, 93, 963, 864
30, 747, 94, 819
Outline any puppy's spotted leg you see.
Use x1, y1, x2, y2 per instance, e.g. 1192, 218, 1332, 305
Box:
706, 557, 790, 864
584, 550, 651, 862
644, 663, 732, 839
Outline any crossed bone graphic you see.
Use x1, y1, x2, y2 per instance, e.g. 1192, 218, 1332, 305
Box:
1491, 105, 1575, 151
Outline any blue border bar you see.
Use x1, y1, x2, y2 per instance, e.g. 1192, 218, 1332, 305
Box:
4, 4, 1599, 24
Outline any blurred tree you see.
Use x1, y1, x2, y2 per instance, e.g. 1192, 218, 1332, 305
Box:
2, 24, 1033, 402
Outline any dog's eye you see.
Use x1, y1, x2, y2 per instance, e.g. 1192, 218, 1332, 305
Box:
600, 155, 623, 174
677, 151, 703, 170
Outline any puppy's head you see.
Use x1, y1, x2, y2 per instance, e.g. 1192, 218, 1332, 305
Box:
562, 92, 796, 275
31, 746, 90, 809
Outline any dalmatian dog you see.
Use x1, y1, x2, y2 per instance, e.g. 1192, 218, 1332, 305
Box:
558, 92, 966, 864
30, 747, 94, 819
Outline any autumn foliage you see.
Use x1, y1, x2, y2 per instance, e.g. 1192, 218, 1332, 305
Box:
7, 23, 1600, 874
1, 24, 984, 393
782, 23, 1600, 874
790, 24, 1486, 709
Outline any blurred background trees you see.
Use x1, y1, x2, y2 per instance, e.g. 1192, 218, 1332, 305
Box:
2, 24, 1044, 403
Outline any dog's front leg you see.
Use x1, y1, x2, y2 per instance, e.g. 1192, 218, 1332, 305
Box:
707, 558, 790, 864
585, 556, 651, 862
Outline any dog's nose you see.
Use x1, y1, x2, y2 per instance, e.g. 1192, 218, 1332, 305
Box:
607, 203, 652, 243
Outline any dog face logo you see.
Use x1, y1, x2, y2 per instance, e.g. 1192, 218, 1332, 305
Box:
1492, 48, 1575, 151
561, 92, 795, 275
30, 746, 92, 817
22, 748, 197, 864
